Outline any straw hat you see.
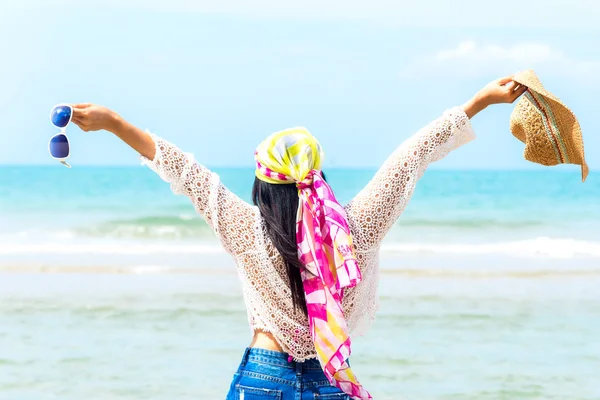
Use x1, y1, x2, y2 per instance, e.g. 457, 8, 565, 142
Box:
509, 70, 588, 182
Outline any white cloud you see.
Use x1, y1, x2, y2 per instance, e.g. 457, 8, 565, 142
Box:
437, 41, 563, 65
6, 0, 600, 27
403, 41, 600, 81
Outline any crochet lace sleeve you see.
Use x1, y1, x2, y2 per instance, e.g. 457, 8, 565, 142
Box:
345, 107, 475, 249
140, 132, 257, 256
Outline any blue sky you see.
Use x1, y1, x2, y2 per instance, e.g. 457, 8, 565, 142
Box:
1, 0, 598, 170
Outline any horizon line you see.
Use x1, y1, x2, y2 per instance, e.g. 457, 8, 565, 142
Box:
0, 164, 594, 173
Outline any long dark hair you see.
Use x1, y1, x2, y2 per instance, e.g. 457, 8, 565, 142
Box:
252, 173, 327, 315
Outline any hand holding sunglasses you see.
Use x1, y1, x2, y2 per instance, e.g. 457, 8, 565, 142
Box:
49, 103, 125, 167
70, 103, 119, 132
50, 103, 158, 163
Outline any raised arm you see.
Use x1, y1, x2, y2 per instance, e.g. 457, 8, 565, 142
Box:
71, 104, 257, 256
345, 76, 527, 249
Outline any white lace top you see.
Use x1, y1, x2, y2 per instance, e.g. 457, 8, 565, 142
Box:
141, 107, 475, 361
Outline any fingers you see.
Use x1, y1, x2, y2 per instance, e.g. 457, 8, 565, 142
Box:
72, 106, 90, 118
510, 84, 528, 103
72, 117, 91, 132
68, 103, 94, 131
497, 75, 515, 85
72, 103, 92, 109
501, 80, 527, 103
505, 81, 518, 91
71, 103, 91, 117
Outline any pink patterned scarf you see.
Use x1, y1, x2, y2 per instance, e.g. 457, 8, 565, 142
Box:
255, 128, 372, 400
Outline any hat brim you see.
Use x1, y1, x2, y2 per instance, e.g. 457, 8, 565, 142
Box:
512, 70, 589, 182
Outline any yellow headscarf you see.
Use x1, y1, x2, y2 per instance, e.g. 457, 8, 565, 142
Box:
254, 127, 323, 184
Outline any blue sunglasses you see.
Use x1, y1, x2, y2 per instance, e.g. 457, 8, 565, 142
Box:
49, 104, 72, 168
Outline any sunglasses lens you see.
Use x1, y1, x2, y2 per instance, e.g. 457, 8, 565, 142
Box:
51, 105, 72, 128
49, 134, 70, 158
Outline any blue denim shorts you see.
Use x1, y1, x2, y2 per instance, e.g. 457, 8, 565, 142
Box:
226, 347, 350, 399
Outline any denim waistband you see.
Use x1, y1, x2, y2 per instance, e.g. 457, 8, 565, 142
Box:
240, 347, 323, 371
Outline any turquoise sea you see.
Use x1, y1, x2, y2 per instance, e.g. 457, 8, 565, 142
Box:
1, 166, 599, 399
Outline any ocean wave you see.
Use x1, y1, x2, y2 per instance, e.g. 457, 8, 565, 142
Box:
76, 215, 548, 240
380, 237, 600, 259
0, 242, 223, 255
1, 237, 599, 260
5, 214, 555, 242
396, 218, 544, 229
73, 215, 214, 239
2, 264, 600, 278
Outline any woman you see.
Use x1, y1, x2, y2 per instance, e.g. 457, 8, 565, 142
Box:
71, 75, 526, 400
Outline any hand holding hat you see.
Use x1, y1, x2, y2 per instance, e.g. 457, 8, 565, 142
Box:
462, 75, 528, 119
